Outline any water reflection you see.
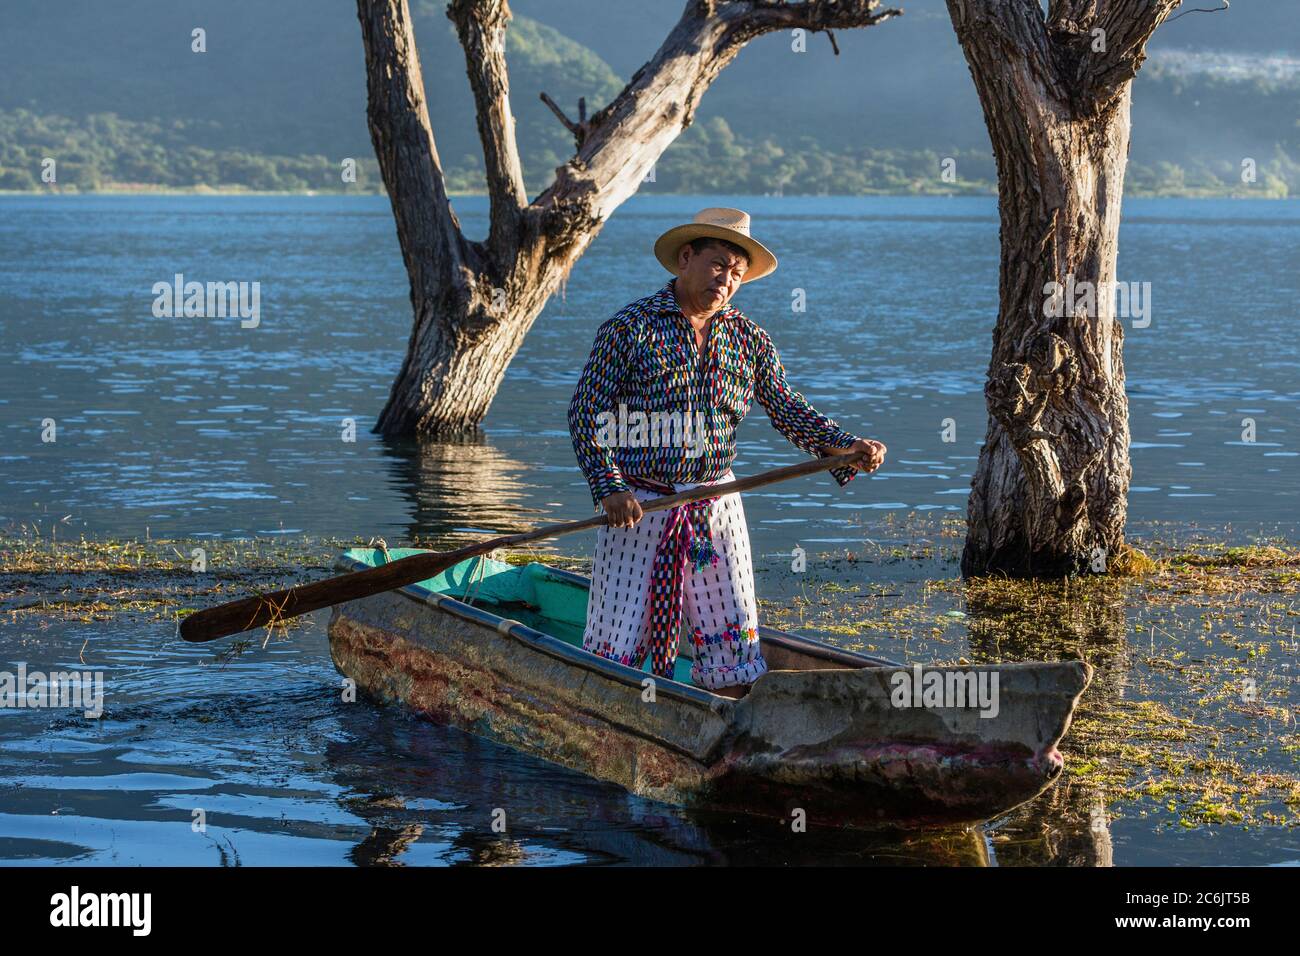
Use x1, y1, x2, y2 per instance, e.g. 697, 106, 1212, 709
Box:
963, 579, 1129, 866
323, 707, 991, 867
989, 784, 1115, 867
376, 433, 555, 546
964, 577, 1130, 697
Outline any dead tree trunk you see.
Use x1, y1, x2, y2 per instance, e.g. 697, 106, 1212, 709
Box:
945, 0, 1181, 577
358, 0, 899, 437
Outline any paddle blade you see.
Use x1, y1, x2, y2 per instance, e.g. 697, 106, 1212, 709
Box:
178, 548, 467, 643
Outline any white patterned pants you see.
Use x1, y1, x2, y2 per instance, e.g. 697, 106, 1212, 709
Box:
582, 471, 768, 690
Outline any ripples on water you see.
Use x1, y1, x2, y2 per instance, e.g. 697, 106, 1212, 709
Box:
0, 195, 1295, 545
1, 195, 1297, 865
0, 613, 1006, 866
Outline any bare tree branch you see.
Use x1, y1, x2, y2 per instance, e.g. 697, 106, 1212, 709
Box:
1044, 0, 1185, 113
539, 92, 593, 146
357, 0, 470, 298
728, 0, 902, 36
533, 0, 901, 225
447, 0, 528, 265
1079, 0, 1183, 104
954, 0, 1182, 117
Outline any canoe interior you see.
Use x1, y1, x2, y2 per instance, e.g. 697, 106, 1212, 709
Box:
342, 547, 709, 683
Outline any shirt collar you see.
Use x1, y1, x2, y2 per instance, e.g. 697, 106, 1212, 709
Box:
655, 278, 740, 321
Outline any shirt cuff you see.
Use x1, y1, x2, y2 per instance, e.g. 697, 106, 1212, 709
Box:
587, 470, 631, 509
819, 429, 861, 488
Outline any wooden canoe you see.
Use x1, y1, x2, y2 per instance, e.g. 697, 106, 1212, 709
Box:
327, 548, 1092, 830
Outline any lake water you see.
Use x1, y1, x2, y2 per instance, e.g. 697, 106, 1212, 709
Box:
2, 194, 1297, 544
0, 194, 1297, 866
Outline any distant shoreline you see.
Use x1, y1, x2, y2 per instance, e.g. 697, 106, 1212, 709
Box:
0, 187, 1293, 200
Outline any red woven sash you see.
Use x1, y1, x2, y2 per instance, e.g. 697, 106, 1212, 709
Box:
624, 475, 721, 678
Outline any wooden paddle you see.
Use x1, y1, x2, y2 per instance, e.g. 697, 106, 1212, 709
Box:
178, 449, 869, 643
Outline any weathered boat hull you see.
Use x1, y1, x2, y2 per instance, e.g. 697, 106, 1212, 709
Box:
327, 552, 1092, 830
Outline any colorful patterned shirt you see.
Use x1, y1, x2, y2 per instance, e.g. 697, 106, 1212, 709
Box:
568, 280, 861, 507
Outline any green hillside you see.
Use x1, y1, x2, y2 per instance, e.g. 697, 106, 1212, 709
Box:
0, 0, 1296, 196
0, 0, 624, 194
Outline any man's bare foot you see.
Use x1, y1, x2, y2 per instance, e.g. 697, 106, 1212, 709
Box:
713, 684, 749, 700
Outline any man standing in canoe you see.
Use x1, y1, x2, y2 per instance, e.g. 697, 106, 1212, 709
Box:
568, 208, 886, 698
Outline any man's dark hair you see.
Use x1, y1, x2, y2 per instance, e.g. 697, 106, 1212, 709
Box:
687, 236, 750, 266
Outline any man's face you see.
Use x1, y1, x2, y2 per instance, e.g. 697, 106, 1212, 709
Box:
676, 241, 749, 311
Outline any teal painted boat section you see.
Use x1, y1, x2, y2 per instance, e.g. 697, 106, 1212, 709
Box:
340, 548, 697, 685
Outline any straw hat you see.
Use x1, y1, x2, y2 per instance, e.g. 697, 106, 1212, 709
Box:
653, 207, 778, 284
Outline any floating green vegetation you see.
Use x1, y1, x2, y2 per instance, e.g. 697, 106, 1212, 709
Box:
0, 528, 345, 575
756, 533, 1298, 833
2, 527, 1296, 834
0, 530, 347, 624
